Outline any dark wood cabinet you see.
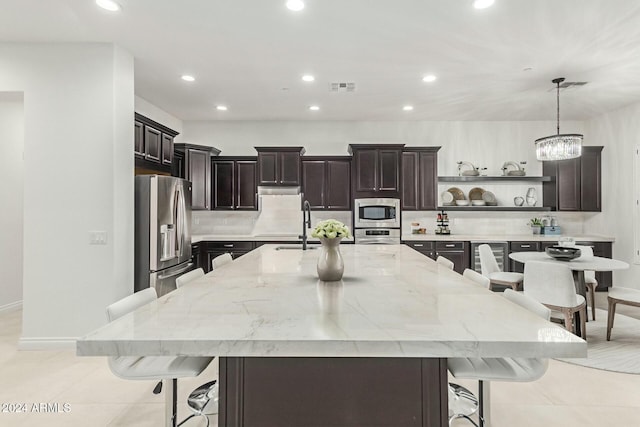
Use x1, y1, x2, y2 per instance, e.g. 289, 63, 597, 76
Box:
435, 241, 470, 274
134, 113, 179, 174
509, 241, 541, 273
191, 243, 202, 269
302, 157, 352, 210
402, 148, 440, 211
134, 120, 144, 158
403, 241, 469, 274
256, 147, 305, 186
543, 146, 603, 212
213, 157, 258, 210
349, 144, 405, 198
203, 241, 255, 273
174, 144, 221, 210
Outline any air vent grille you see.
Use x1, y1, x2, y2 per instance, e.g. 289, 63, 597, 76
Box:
329, 82, 356, 93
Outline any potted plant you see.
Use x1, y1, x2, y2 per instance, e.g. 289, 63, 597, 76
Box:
311, 219, 351, 281
529, 218, 543, 235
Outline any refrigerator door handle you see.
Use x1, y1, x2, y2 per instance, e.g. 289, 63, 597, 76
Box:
156, 262, 194, 281
175, 185, 184, 259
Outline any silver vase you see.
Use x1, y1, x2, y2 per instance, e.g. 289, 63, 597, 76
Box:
317, 237, 344, 281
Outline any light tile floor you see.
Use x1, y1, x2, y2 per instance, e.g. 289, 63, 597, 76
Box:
0, 293, 639, 427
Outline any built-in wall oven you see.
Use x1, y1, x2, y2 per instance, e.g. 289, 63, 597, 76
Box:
354, 198, 401, 244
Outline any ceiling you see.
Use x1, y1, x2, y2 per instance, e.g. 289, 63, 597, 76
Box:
2, 0, 640, 121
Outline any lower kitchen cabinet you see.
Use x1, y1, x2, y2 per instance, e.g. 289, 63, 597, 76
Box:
203, 241, 255, 273
403, 241, 470, 274
191, 243, 202, 269
509, 241, 541, 273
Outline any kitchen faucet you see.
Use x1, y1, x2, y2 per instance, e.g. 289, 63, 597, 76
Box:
301, 200, 312, 250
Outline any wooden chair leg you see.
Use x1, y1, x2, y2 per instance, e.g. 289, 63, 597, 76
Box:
510, 282, 519, 291
606, 298, 617, 341
563, 309, 574, 334
580, 306, 587, 340
588, 285, 596, 321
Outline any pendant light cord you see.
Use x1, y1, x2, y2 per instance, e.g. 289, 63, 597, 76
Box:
556, 80, 560, 135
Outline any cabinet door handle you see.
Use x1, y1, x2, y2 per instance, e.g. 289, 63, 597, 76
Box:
445, 244, 455, 248
521, 244, 531, 248
224, 244, 234, 248
414, 244, 424, 247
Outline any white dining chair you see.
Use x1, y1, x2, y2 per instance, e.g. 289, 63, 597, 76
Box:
436, 255, 455, 270
574, 245, 598, 320
523, 260, 587, 339
607, 287, 640, 341
175, 268, 205, 289
448, 289, 550, 427
211, 253, 233, 270
463, 268, 490, 289
478, 244, 523, 291
106, 288, 216, 426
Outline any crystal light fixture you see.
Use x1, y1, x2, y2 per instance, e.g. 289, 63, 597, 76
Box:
535, 77, 582, 161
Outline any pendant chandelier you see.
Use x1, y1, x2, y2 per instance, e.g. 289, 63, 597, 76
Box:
535, 77, 583, 161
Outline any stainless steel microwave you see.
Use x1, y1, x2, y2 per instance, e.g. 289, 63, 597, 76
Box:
354, 198, 401, 228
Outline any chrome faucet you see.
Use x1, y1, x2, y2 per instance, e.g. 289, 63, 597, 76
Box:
301, 200, 312, 250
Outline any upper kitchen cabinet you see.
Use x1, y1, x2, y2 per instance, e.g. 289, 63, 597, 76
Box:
255, 147, 305, 186
543, 146, 603, 212
348, 144, 405, 198
402, 147, 440, 211
174, 144, 221, 210
301, 157, 352, 210
134, 113, 179, 174
212, 157, 258, 210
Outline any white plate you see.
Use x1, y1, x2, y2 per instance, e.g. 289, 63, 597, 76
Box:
441, 191, 454, 204
482, 191, 497, 205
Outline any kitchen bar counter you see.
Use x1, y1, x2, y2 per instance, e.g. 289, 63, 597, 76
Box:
77, 244, 584, 427
78, 244, 584, 359
402, 233, 615, 242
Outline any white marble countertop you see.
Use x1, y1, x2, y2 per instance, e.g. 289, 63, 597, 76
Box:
192, 233, 355, 243
402, 234, 615, 242
77, 245, 585, 359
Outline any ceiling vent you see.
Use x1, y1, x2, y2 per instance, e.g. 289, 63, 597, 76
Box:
329, 82, 356, 93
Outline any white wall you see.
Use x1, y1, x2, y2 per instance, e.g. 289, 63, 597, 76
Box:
0, 93, 24, 311
135, 96, 184, 143
182, 120, 585, 176
0, 43, 134, 347
584, 101, 640, 288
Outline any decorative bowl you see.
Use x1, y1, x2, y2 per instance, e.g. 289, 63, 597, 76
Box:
471, 200, 486, 206
455, 199, 470, 206
545, 246, 581, 261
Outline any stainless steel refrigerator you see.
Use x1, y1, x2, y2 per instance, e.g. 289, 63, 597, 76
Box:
135, 175, 194, 297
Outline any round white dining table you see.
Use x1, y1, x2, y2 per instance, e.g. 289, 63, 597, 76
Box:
509, 251, 629, 336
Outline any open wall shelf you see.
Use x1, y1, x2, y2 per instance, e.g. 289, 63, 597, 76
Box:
438, 176, 554, 182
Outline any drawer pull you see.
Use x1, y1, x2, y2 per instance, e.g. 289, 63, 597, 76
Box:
414, 244, 424, 247
445, 244, 455, 248
521, 244, 531, 248
224, 244, 234, 248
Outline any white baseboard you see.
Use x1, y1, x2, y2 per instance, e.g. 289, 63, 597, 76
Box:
18, 337, 77, 351
0, 300, 22, 313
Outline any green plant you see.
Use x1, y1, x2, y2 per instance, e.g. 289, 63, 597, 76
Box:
529, 218, 543, 227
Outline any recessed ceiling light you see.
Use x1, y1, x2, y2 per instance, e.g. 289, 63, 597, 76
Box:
96, 0, 121, 12
181, 75, 195, 82
403, 106, 414, 111
216, 105, 228, 111
309, 105, 320, 111
473, 0, 495, 9
302, 75, 315, 82
422, 74, 437, 83
286, 0, 305, 12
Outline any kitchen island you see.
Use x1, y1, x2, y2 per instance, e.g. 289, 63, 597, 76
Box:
78, 245, 585, 427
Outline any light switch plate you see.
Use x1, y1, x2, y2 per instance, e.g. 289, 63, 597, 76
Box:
89, 231, 108, 245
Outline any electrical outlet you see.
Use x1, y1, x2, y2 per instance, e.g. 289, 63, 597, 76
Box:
89, 231, 108, 245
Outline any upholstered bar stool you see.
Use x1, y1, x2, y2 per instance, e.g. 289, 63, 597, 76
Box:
478, 244, 523, 291
448, 289, 550, 427
175, 268, 204, 289
436, 255, 455, 270
106, 288, 215, 427
607, 287, 640, 341
211, 253, 233, 270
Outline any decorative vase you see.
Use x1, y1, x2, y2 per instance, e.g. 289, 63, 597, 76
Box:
531, 226, 541, 235
526, 187, 537, 206
317, 237, 344, 281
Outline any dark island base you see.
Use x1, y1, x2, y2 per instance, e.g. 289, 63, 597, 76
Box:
219, 357, 448, 427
